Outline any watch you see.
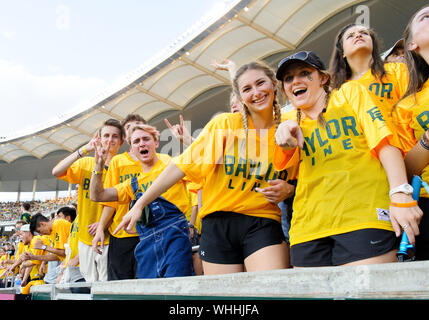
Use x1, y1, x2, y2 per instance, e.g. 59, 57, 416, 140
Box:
41, 245, 47, 251
389, 183, 414, 197
92, 169, 103, 175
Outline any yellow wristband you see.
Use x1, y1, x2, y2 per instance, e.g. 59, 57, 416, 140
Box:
390, 200, 418, 208
92, 170, 103, 175
82, 146, 88, 155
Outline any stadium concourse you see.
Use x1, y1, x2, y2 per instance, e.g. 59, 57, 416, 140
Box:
0, 0, 429, 302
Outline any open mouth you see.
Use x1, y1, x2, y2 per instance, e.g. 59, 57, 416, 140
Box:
140, 150, 149, 155
293, 88, 307, 97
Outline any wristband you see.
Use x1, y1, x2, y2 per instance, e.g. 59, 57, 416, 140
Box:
390, 200, 418, 208
420, 135, 429, 151
82, 146, 88, 155
92, 169, 103, 175
77, 149, 82, 158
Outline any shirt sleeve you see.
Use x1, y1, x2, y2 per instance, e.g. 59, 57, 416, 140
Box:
173, 114, 228, 184
341, 81, 395, 158
100, 160, 119, 209
57, 158, 84, 184
113, 180, 133, 205
53, 219, 71, 250
393, 99, 418, 153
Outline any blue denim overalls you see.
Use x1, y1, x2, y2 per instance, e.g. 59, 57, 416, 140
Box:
130, 177, 194, 278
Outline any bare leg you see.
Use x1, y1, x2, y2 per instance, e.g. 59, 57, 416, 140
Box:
244, 241, 290, 272
202, 261, 244, 275
340, 249, 397, 266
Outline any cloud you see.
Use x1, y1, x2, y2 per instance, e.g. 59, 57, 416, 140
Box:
0, 59, 107, 138
0, 30, 16, 40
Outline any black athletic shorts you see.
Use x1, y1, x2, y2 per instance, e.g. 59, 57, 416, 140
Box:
199, 211, 285, 264
290, 228, 398, 267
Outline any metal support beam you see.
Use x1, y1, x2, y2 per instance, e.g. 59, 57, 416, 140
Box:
236, 15, 295, 50
97, 107, 123, 120
134, 85, 183, 111
180, 56, 231, 85
10, 142, 41, 159
39, 134, 74, 153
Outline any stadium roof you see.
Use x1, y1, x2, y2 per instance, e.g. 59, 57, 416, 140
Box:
0, 0, 425, 193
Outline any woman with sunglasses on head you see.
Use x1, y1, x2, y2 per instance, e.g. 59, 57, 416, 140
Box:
329, 24, 409, 132
114, 61, 296, 275
392, 5, 429, 260
273, 51, 422, 267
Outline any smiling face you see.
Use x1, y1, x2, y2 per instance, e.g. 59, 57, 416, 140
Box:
130, 128, 158, 164
281, 62, 328, 113
341, 25, 373, 58
236, 68, 276, 117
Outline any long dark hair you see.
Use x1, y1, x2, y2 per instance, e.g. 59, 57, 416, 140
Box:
398, 5, 429, 105
329, 23, 386, 90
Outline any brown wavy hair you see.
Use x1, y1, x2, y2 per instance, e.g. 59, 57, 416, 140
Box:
329, 23, 386, 90
397, 5, 429, 106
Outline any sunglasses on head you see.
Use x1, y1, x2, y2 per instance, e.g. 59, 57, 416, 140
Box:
282, 51, 312, 63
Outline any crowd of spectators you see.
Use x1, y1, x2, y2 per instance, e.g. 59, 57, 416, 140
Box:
0, 196, 77, 222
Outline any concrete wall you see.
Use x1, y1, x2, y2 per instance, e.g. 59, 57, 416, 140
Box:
29, 261, 429, 300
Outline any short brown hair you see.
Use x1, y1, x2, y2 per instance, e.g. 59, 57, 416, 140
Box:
99, 118, 125, 140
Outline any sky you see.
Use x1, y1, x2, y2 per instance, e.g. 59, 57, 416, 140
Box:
0, 0, 231, 201
0, 0, 229, 139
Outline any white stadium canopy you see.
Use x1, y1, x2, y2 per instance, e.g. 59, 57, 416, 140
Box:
0, 0, 425, 195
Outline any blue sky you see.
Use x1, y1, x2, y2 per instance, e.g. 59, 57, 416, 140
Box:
0, 0, 227, 139
0, 0, 229, 201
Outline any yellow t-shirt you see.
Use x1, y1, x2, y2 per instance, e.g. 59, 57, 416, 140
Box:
394, 79, 429, 196
50, 218, 71, 261
64, 219, 79, 267
173, 112, 293, 223
355, 62, 408, 118
58, 156, 107, 245
16, 241, 25, 259
186, 182, 202, 232
0, 255, 7, 279
102, 152, 142, 238
274, 81, 395, 246
28, 235, 50, 280
114, 154, 189, 217
13, 241, 25, 274
103, 151, 170, 238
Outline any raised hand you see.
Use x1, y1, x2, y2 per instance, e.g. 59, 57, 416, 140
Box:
164, 115, 193, 147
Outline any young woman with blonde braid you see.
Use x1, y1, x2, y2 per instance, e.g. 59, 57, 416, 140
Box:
114, 61, 295, 275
